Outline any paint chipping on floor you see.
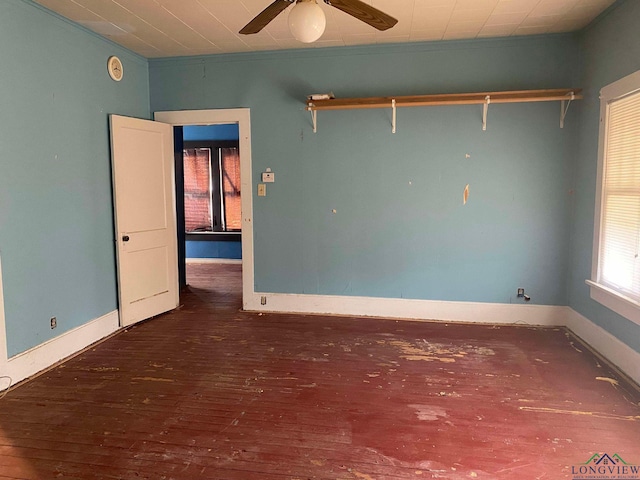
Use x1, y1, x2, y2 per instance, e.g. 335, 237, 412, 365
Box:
518, 406, 640, 421
385, 339, 495, 363
131, 376, 175, 383
596, 376, 619, 386
410, 405, 448, 421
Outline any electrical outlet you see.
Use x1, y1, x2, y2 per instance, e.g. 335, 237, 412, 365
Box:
261, 296, 267, 305
517, 288, 525, 297
50, 316, 57, 329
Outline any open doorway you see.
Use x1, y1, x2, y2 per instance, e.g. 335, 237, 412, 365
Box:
154, 109, 254, 310
181, 124, 242, 287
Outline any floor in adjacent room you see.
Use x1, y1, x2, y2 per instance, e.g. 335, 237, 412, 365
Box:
0, 263, 639, 479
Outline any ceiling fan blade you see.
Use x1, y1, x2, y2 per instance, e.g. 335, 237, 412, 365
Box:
240, 0, 294, 35
325, 0, 397, 31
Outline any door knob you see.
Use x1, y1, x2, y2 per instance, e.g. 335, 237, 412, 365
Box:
122, 235, 130, 242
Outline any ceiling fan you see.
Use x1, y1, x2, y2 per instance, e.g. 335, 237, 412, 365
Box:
240, 0, 398, 43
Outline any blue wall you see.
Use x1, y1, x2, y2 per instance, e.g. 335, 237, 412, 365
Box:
183, 124, 242, 260
150, 35, 579, 305
0, 0, 150, 356
183, 124, 239, 141
186, 240, 242, 260
568, 0, 640, 353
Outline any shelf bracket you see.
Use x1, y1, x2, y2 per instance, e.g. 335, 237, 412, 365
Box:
391, 99, 397, 134
560, 91, 575, 129
482, 95, 491, 131
309, 107, 317, 133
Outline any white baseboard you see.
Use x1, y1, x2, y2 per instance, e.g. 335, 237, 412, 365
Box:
186, 258, 242, 265
0, 256, 7, 374
565, 308, 640, 385
244, 292, 567, 326
4, 310, 120, 387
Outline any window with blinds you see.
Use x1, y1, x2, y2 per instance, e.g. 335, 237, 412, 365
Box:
598, 90, 640, 299
589, 70, 640, 325
183, 143, 242, 234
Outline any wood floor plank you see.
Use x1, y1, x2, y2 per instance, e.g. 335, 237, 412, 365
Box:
0, 263, 638, 479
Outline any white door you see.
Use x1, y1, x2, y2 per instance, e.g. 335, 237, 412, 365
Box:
110, 115, 179, 327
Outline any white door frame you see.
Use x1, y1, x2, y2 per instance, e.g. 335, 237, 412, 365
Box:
154, 109, 254, 308
0, 256, 8, 374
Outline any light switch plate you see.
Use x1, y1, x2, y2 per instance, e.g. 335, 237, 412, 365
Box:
258, 184, 266, 196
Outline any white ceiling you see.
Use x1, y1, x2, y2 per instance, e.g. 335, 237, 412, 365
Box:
33, 0, 616, 58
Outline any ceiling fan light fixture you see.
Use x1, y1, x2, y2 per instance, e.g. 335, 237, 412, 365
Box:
288, 0, 326, 43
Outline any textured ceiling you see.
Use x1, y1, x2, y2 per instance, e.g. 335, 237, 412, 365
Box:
33, 0, 615, 58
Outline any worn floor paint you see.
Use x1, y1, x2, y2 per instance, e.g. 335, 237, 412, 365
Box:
0, 264, 638, 479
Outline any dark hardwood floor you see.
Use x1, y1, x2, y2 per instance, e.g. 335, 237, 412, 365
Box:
0, 263, 639, 479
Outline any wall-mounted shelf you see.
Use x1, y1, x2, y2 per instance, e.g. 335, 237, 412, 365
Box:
306, 88, 582, 133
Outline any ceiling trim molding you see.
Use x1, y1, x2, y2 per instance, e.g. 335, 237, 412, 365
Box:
148, 32, 578, 66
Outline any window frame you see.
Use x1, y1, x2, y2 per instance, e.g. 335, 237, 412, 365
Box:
183, 140, 241, 240
587, 70, 640, 326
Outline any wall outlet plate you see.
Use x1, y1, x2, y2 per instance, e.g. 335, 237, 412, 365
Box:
50, 316, 57, 329
517, 288, 525, 297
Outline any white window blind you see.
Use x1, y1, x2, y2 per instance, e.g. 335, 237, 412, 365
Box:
598, 90, 640, 301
